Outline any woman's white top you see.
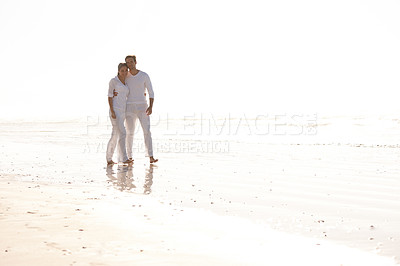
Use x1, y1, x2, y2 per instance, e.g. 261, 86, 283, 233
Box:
108, 76, 129, 111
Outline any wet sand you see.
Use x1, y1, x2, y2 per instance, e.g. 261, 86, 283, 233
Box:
0, 118, 399, 265
0, 175, 396, 266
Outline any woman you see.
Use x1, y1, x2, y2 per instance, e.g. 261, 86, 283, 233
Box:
106, 63, 132, 165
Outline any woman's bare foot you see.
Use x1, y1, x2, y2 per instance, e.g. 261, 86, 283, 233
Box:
149, 156, 158, 163
107, 160, 116, 165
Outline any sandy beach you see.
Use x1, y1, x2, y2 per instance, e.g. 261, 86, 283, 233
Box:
1, 116, 399, 265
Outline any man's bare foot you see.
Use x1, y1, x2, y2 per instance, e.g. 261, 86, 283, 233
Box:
107, 160, 116, 165
122, 159, 133, 164
150, 157, 158, 163
129, 158, 134, 162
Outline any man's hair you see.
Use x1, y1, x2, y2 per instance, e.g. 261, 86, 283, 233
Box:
125, 55, 137, 63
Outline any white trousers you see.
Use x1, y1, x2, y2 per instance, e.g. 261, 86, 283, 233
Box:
106, 109, 129, 162
125, 103, 153, 157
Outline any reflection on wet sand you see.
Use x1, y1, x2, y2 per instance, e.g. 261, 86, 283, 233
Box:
143, 165, 154, 194
106, 164, 155, 194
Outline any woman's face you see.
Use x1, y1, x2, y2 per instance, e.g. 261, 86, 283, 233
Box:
119, 66, 128, 78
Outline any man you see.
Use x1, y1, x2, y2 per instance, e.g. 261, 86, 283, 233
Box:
124, 55, 158, 163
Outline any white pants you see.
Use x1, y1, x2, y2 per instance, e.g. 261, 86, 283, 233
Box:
125, 103, 153, 157
106, 109, 129, 162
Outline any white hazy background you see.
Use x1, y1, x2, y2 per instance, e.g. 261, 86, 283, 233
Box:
0, 0, 399, 120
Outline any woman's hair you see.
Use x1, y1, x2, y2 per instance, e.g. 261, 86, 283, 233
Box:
117, 63, 128, 75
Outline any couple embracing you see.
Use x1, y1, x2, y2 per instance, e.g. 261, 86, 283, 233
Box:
106, 55, 158, 165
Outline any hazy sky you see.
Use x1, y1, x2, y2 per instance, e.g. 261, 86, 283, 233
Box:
0, 0, 399, 120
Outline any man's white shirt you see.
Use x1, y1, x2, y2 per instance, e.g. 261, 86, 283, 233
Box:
126, 71, 154, 104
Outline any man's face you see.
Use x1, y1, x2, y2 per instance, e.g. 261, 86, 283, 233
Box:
126, 58, 136, 70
